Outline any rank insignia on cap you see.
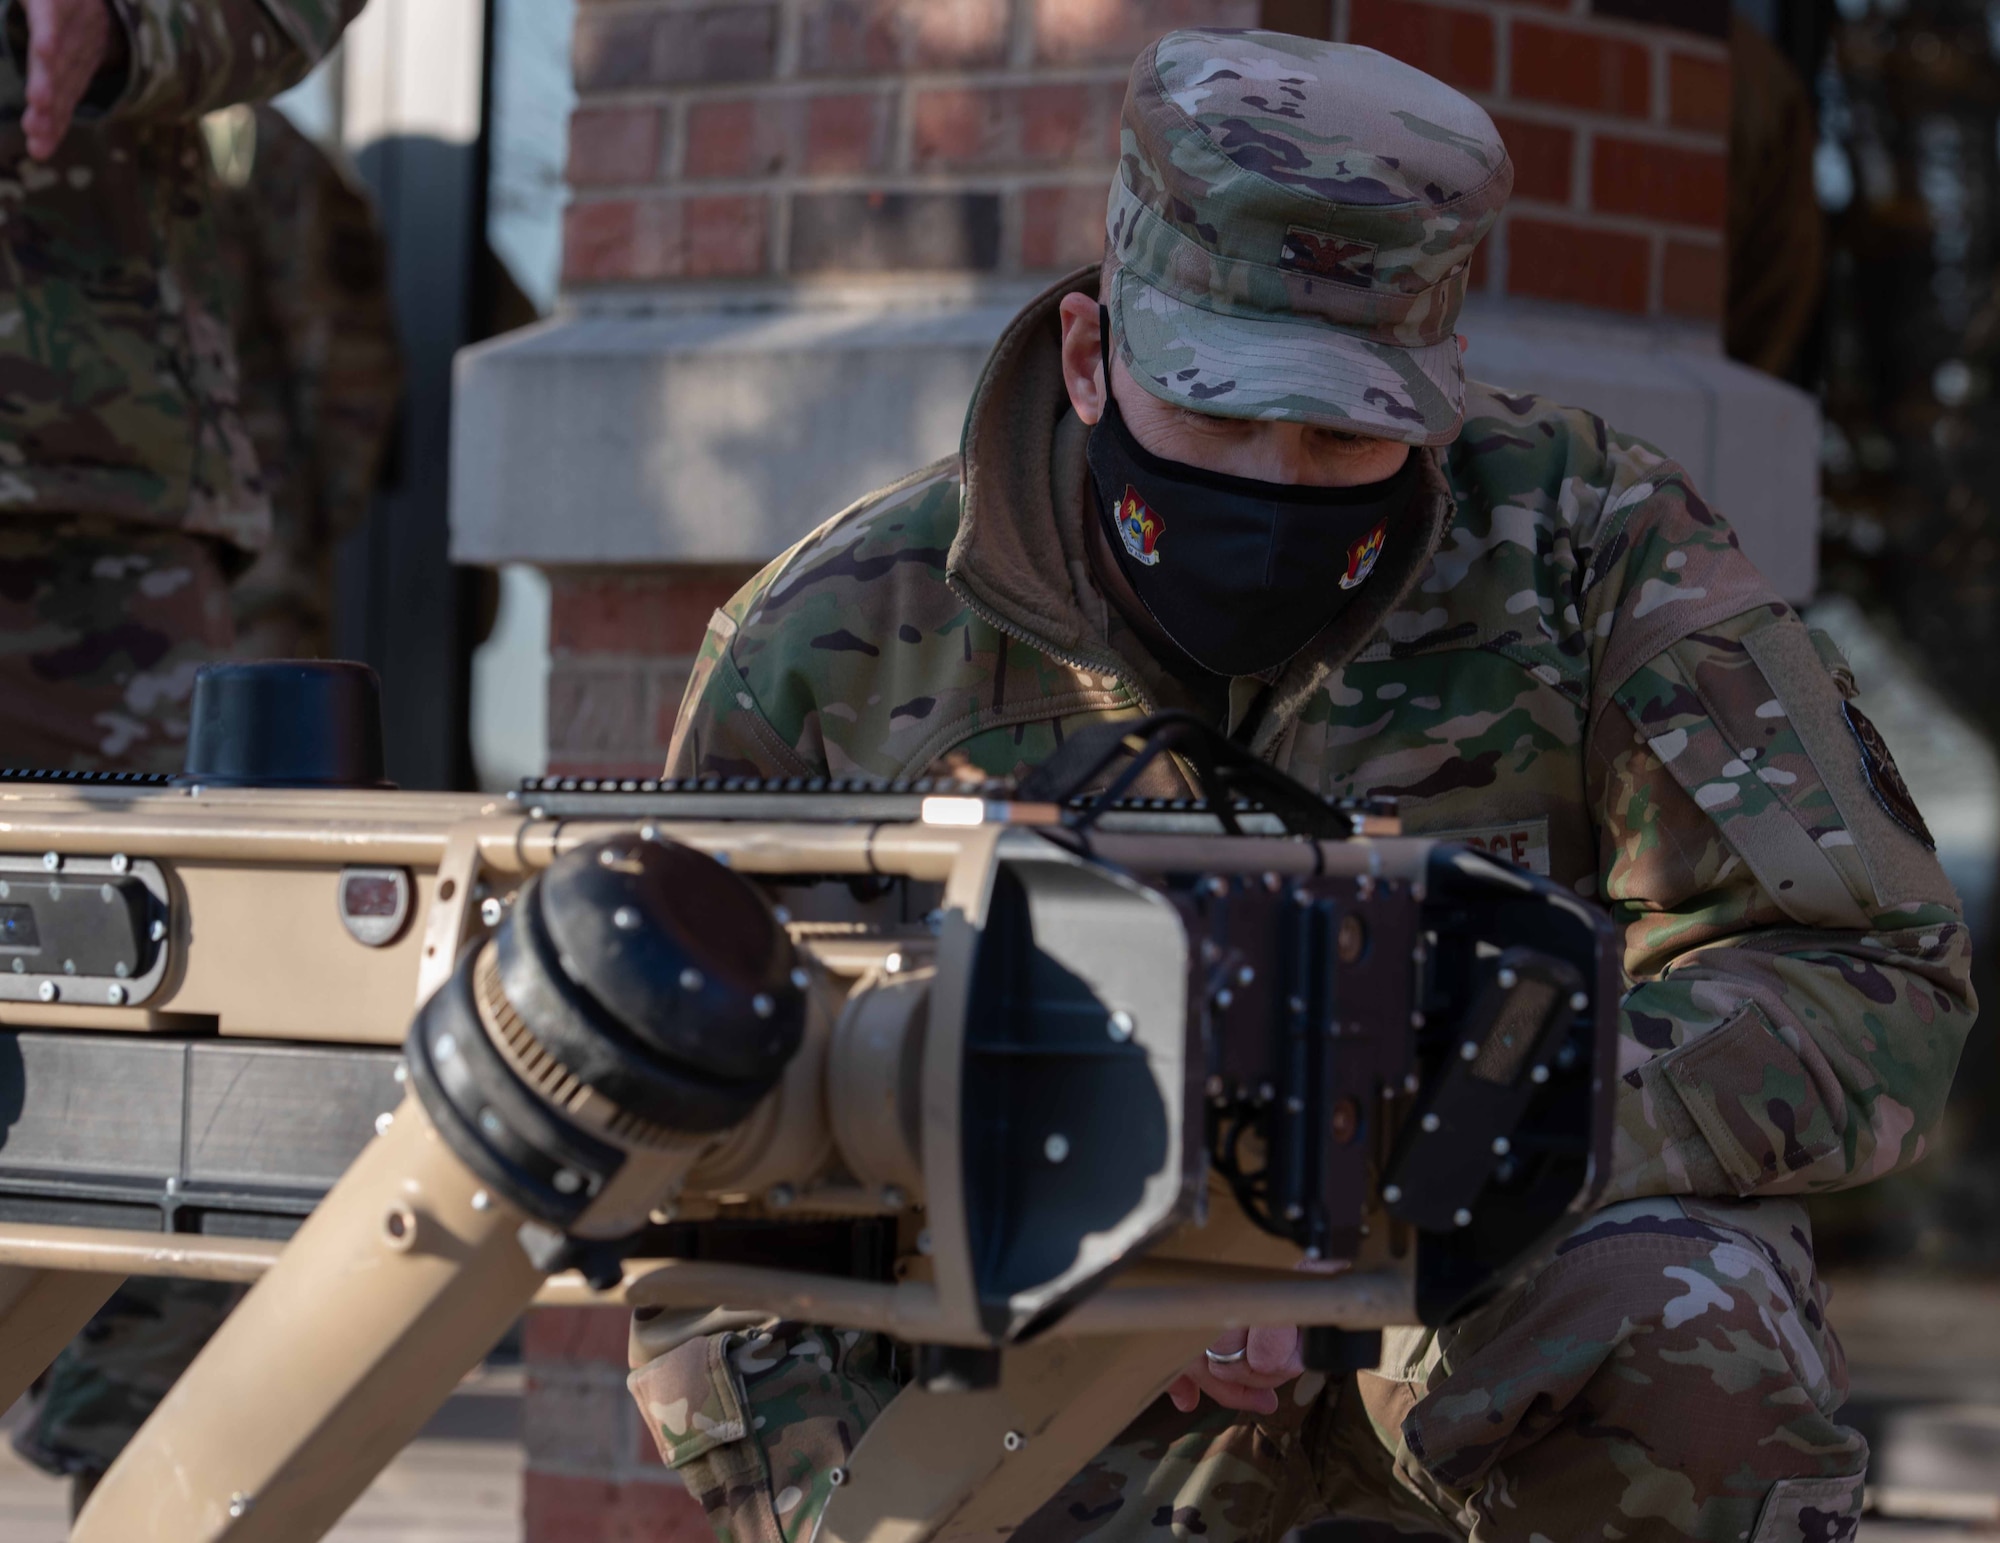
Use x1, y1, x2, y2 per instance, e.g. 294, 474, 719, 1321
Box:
1341, 522, 1387, 590
1278, 227, 1378, 288
1117, 486, 1163, 566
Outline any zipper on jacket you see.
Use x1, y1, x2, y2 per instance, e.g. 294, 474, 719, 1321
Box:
945, 573, 1155, 715
942, 573, 1303, 792
945, 573, 1249, 797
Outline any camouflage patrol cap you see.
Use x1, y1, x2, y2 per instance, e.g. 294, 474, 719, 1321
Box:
1106, 30, 1513, 446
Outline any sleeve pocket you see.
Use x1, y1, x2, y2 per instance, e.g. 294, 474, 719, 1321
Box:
1657, 1004, 1843, 1194
628, 1332, 753, 1470
1749, 1474, 1864, 1542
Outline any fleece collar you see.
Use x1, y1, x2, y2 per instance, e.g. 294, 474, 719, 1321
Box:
946, 266, 1458, 759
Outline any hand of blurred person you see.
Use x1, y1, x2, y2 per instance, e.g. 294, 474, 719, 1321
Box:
21, 0, 115, 161
1165, 1325, 1305, 1416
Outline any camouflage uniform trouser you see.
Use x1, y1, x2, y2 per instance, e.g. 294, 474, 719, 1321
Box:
631, 1198, 1866, 1543
0, 514, 235, 772
0, 515, 239, 1489
13, 1279, 245, 1482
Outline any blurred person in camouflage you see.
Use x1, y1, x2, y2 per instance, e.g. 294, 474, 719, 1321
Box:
0, 0, 362, 763
639, 31, 1973, 1543
0, 0, 362, 1513
204, 100, 401, 658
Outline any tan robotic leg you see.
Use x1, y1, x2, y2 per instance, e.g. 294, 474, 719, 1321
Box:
0, 1267, 123, 1413
73, 1097, 544, 1543
819, 1327, 1214, 1543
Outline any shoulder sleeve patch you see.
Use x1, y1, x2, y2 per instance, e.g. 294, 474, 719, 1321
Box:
1843, 702, 1934, 850
1739, 620, 1953, 914
1614, 637, 1867, 931
1613, 613, 1955, 927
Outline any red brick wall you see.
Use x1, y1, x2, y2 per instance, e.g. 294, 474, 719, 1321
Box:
529, 5, 1733, 1537
562, 0, 1730, 319
523, 1307, 710, 1541
547, 566, 757, 780
1338, 0, 1729, 319
545, 0, 1731, 785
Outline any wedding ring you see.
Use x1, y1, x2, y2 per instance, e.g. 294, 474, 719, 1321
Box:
1203, 1345, 1249, 1366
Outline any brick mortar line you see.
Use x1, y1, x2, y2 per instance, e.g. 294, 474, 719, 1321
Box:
773, 0, 803, 78
1564, 109, 1590, 215
1484, 204, 1509, 297
1006, 184, 1032, 273
1574, 123, 1730, 155
549, 568, 756, 580
1006, 0, 1034, 71
765, 183, 789, 269
575, 63, 1136, 107
551, 662, 699, 677
1647, 24, 1669, 128
1422, 2, 1730, 58
544, 567, 760, 583
523, 1365, 638, 1385
890, 51, 917, 174
1503, 201, 1724, 242
567, 170, 1124, 200
524, 1458, 686, 1485
570, 0, 742, 13
1471, 97, 1727, 152
667, 93, 690, 180
548, 655, 704, 667
574, 0, 783, 11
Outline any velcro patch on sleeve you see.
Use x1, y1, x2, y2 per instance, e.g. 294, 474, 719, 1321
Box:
1741, 621, 1954, 913
1613, 623, 1872, 931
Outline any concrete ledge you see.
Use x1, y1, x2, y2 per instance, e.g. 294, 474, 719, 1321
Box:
451, 292, 1031, 568
452, 290, 1819, 600
1457, 297, 1819, 600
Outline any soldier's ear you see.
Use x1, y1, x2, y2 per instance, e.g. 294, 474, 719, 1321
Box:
1058, 291, 1108, 427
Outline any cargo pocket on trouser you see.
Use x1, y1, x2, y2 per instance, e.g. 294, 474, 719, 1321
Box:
1383, 1198, 1866, 1543
1749, 1474, 1863, 1543
630, 1324, 902, 1543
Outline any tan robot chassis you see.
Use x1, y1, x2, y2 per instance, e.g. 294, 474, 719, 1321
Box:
0, 763, 1615, 1543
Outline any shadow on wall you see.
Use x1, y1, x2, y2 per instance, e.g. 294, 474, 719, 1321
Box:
340, 133, 536, 791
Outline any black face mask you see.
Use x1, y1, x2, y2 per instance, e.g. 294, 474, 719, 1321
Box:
1086, 315, 1421, 679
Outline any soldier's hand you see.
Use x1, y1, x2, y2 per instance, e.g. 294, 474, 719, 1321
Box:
1165, 1326, 1304, 1416
20, 0, 114, 161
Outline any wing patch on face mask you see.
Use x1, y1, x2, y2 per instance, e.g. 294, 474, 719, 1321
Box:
1117, 486, 1164, 567
1279, 227, 1377, 288
1340, 522, 1387, 590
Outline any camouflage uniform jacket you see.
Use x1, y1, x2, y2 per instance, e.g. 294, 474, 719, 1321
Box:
670, 269, 1974, 1215
207, 102, 400, 655
0, 0, 363, 552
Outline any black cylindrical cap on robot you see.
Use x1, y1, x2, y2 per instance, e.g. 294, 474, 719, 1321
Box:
181, 660, 391, 788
